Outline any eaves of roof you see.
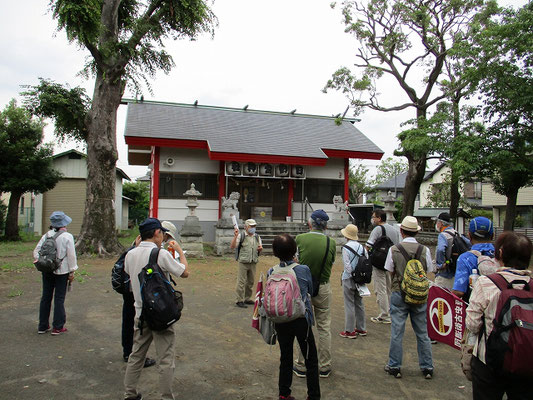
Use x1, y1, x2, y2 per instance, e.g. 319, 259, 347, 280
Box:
123, 100, 383, 165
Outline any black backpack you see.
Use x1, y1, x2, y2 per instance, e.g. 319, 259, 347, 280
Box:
369, 225, 394, 270
34, 231, 65, 273
343, 244, 373, 284
111, 245, 135, 294
138, 248, 183, 331
444, 231, 471, 273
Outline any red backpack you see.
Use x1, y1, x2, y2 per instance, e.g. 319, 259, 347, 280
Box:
484, 273, 533, 377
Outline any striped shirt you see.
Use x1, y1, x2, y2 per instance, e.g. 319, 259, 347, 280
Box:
465, 268, 532, 363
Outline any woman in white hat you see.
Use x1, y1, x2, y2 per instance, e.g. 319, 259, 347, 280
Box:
339, 224, 369, 339
33, 211, 78, 335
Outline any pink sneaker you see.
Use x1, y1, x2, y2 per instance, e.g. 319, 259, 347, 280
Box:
339, 331, 357, 339
355, 329, 367, 336
51, 327, 68, 335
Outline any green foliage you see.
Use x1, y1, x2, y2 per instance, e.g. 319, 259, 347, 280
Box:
7, 287, 23, 298
22, 79, 90, 143
349, 163, 373, 203
123, 180, 150, 224
458, 2, 533, 228
373, 157, 408, 185
50, 0, 217, 94
0, 100, 62, 195
469, 208, 493, 220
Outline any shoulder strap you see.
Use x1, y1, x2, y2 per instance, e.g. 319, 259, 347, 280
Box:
342, 244, 358, 256
396, 243, 411, 264
415, 244, 424, 261
52, 230, 65, 241
317, 236, 330, 281
149, 247, 160, 265
380, 225, 386, 237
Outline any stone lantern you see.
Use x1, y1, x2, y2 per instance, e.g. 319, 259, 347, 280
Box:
179, 183, 204, 258
383, 191, 398, 225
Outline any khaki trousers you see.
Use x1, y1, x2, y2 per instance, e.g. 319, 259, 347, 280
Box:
295, 282, 332, 372
235, 262, 257, 303
124, 319, 177, 400
373, 267, 391, 319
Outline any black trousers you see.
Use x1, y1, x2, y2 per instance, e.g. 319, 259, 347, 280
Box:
122, 291, 136, 358
39, 272, 69, 330
275, 318, 320, 400
472, 356, 529, 400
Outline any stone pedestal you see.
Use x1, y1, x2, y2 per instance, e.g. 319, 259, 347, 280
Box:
215, 218, 243, 256
383, 191, 398, 226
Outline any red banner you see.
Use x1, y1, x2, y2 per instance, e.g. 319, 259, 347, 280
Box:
426, 285, 467, 350
251, 274, 264, 332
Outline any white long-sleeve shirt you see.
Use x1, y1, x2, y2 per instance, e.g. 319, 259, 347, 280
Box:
33, 228, 78, 275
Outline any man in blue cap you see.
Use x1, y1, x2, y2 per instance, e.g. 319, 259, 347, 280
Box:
293, 209, 336, 378
452, 217, 495, 301
123, 218, 189, 400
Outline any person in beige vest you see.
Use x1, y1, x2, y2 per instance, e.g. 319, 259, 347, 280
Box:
230, 219, 263, 308
383, 216, 435, 380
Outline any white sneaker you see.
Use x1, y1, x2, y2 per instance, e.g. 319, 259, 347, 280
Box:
371, 316, 391, 324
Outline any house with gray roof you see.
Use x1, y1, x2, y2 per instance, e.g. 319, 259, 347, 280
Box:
124, 100, 383, 241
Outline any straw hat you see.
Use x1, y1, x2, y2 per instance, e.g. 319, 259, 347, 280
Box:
341, 224, 359, 241
400, 216, 421, 232
161, 221, 177, 240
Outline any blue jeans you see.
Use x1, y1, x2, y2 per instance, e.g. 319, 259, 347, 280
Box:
387, 291, 433, 370
39, 272, 69, 330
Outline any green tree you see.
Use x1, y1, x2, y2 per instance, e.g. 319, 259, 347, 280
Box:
0, 100, 62, 241
461, 2, 533, 230
349, 162, 373, 203
24, 0, 216, 254
123, 180, 150, 225
325, 0, 485, 219
372, 157, 408, 186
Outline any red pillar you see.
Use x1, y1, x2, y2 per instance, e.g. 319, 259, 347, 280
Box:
150, 146, 160, 218
288, 179, 294, 217
218, 161, 226, 219
344, 158, 350, 202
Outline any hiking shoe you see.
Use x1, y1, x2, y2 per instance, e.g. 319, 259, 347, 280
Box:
235, 302, 247, 308
51, 327, 68, 335
339, 330, 357, 339
319, 370, 331, 378
279, 396, 295, 400
124, 394, 142, 400
355, 329, 367, 336
293, 367, 306, 378
38, 326, 51, 334
384, 365, 402, 378
143, 358, 156, 368
422, 369, 434, 379
371, 316, 391, 324
244, 300, 255, 305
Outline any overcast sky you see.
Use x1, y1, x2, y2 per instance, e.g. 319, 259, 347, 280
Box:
0, 0, 524, 180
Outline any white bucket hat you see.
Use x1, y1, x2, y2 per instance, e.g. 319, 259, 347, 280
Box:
161, 221, 177, 240
400, 216, 421, 232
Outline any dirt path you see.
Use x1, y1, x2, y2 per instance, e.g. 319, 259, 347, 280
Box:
0, 255, 473, 400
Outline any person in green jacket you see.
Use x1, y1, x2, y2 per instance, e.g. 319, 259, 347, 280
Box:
292, 209, 336, 379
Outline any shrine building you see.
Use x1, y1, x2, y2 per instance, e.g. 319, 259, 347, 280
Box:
124, 100, 383, 241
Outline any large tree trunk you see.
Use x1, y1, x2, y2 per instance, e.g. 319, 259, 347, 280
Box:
503, 186, 519, 231
5, 190, 22, 240
402, 155, 427, 218
449, 97, 461, 223
75, 70, 124, 255
401, 109, 428, 219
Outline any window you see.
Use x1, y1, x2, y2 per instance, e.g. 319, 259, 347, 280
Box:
294, 179, 344, 203
159, 173, 219, 200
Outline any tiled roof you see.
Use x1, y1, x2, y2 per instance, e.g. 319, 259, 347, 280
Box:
375, 171, 432, 190
123, 101, 383, 160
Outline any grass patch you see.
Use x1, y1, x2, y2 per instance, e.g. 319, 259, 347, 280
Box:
7, 287, 23, 297
118, 229, 138, 247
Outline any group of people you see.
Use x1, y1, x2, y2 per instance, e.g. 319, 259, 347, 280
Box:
33, 208, 532, 400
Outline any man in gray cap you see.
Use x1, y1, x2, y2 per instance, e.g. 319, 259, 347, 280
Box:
293, 209, 336, 378
230, 218, 263, 308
